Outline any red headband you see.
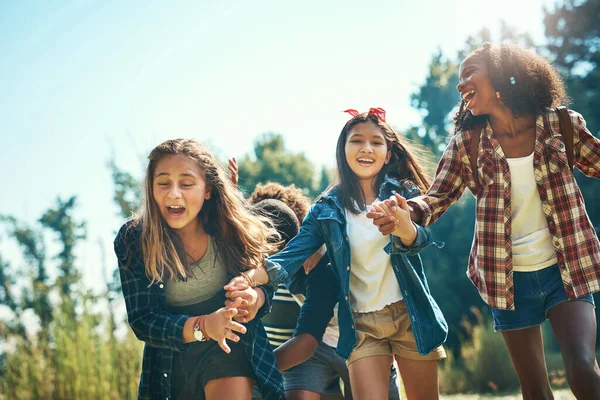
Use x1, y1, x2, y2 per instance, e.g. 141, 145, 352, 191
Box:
343, 107, 386, 122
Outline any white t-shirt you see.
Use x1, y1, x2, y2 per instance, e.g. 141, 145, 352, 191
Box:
346, 204, 402, 313
507, 153, 557, 271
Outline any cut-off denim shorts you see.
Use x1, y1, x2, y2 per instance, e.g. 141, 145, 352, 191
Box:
491, 264, 595, 332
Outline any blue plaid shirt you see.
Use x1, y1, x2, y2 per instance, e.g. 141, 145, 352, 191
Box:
114, 221, 286, 400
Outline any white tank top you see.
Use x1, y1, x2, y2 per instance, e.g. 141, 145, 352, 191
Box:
506, 153, 557, 271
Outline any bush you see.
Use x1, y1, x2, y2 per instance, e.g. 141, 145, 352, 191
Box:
439, 307, 519, 394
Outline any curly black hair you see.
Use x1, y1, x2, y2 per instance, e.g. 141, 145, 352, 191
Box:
454, 42, 569, 133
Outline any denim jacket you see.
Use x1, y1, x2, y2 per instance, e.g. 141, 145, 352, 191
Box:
268, 177, 448, 359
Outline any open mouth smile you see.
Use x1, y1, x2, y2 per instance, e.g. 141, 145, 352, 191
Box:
167, 205, 186, 216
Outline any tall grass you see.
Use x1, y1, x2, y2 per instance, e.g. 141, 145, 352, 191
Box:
1, 295, 142, 400
439, 306, 520, 394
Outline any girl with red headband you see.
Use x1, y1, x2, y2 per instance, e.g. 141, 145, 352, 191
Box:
231, 108, 448, 399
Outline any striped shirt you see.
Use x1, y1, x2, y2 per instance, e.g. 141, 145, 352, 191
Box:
262, 283, 301, 348
409, 109, 600, 310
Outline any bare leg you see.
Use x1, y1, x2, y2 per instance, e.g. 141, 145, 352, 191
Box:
204, 376, 254, 400
348, 355, 392, 400
548, 300, 600, 399
394, 356, 439, 400
286, 390, 323, 400
501, 326, 553, 399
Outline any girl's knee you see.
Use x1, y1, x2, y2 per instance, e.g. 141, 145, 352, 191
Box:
564, 354, 599, 380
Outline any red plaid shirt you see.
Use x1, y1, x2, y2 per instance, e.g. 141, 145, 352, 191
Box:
409, 109, 600, 310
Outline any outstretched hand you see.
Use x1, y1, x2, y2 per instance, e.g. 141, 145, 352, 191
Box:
204, 297, 247, 353
225, 286, 265, 323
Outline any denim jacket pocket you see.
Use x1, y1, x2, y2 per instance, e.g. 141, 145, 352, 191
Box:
316, 208, 345, 252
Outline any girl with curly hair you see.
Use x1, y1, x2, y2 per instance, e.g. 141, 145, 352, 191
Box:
370, 42, 600, 399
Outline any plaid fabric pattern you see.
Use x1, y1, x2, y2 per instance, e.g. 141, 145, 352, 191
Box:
409, 109, 600, 310
114, 222, 285, 400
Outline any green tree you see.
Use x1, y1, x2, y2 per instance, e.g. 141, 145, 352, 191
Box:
0, 216, 52, 331
237, 133, 317, 196
544, 0, 600, 134
410, 49, 461, 156
39, 197, 86, 297
108, 158, 142, 219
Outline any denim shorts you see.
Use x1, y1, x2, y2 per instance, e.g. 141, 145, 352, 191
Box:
491, 264, 595, 332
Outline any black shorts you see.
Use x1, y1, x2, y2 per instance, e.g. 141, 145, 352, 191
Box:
169, 291, 256, 399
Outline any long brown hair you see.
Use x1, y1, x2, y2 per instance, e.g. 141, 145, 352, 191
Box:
334, 113, 431, 214
133, 139, 279, 283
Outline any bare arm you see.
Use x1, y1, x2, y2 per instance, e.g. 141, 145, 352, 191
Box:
274, 333, 319, 371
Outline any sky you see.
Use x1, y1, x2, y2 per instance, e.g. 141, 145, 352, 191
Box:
0, 0, 552, 291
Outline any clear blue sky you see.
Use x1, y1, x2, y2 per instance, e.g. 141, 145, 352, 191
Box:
0, 0, 549, 289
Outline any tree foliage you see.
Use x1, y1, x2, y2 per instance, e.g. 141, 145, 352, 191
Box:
237, 132, 318, 197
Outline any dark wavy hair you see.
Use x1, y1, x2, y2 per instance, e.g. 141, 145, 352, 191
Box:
333, 112, 431, 214
454, 42, 569, 133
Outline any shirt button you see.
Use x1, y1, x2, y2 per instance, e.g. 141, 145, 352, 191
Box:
159, 284, 164, 289
345, 296, 349, 301
351, 325, 355, 329
554, 240, 560, 247
345, 237, 349, 241
164, 373, 168, 378
346, 266, 350, 271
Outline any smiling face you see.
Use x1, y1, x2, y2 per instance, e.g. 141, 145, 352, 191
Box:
344, 122, 391, 185
152, 154, 211, 234
457, 54, 500, 116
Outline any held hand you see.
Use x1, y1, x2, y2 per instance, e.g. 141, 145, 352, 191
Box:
387, 196, 418, 245
204, 297, 247, 353
372, 196, 417, 245
224, 275, 250, 292
224, 267, 269, 292
225, 287, 265, 323
228, 157, 239, 186
365, 206, 397, 236
387, 193, 421, 223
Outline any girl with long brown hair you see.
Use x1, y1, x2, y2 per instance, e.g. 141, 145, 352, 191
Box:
114, 139, 287, 400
